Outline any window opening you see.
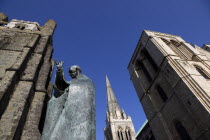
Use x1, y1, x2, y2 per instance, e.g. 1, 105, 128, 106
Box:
175, 121, 191, 140
118, 131, 121, 140
143, 49, 158, 71
195, 66, 210, 79
136, 60, 152, 82
125, 128, 131, 140
125, 132, 129, 140
157, 85, 168, 103
120, 131, 123, 140
128, 130, 131, 140
15, 24, 25, 30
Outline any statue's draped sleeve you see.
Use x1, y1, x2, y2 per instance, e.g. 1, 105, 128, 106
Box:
54, 68, 69, 97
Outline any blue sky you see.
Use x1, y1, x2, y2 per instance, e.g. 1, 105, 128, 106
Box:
1, 0, 210, 139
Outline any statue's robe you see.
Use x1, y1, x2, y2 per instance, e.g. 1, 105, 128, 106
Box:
41, 69, 95, 140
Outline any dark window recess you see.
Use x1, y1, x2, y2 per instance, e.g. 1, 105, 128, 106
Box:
171, 40, 180, 47
143, 49, 158, 72
150, 135, 156, 140
128, 131, 131, 139
136, 60, 152, 82
20, 26, 25, 30
195, 66, 210, 79
118, 131, 120, 140
166, 69, 170, 74
117, 130, 124, 140
15, 24, 25, 30
120, 131, 123, 140
157, 86, 168, 103
161, 38, 170, 45
125, 131, 129, 140
175, 121, 191, 140
187, 101, 191, 106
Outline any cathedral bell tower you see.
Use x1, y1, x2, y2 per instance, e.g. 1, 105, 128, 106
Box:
104, 76, 136, 140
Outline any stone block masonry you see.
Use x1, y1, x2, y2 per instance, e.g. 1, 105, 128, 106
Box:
0, 13, 56, 140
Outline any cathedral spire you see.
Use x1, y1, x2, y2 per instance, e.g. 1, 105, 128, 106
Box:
104, 75, 136, 140
106, 75, 120, 115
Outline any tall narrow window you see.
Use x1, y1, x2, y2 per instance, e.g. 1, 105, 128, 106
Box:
120, 131, 123, 140
128, 130, 131, 140
157, 85, 168, 103
125, 131, 129, 140
136, 60, 152, 82
118, 128, 124, 140
175, 121, 191, 140
143, 49, 158, 72
118, 131, 121, 140
125, 128, 131, 140
195, 66, 210, 79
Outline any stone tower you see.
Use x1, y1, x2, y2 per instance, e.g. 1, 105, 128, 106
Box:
0, 13, 56, 139
104, 76, 136, 140
128, 30, 210, 139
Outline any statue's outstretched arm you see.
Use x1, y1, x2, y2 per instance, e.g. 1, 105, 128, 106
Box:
54, 61, 69, 94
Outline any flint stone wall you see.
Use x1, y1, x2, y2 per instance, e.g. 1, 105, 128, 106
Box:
0, 15, 56, 140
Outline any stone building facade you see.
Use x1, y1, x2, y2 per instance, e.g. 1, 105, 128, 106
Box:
135, 120, 155, 140
128, 30, 210, 140
104, 76, 136, 140
0, 13, 56, 140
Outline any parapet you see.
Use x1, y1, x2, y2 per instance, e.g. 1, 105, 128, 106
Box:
202, 44, 210, 52
0, 13, 8, 22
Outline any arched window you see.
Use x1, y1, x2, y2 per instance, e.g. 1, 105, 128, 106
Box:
175, 121, 191, 140
157, 85, 168, 103
0, 37, 11, 49
120, 131, 123, 140
118, 131, 121, 140
195, 66, 210, 79
142, 49, 158, 72
125, 127, 131, 140
118, 128, 124, 140
135, 48, 158, 83
128, 130, 132, 140
125, 131, 129, 140
136, 60, 152, 82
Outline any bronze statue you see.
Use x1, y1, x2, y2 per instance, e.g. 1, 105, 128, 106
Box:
41, 61, 95, 140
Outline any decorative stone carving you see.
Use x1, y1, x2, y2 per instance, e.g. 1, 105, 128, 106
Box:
6, 19, 40, 31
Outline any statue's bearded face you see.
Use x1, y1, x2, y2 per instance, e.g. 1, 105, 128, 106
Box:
69, 65, 81, 78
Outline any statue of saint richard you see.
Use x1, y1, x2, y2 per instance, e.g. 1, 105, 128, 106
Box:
41, 61, 95, 140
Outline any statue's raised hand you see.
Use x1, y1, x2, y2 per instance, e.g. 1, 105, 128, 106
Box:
56, 60, 64, 70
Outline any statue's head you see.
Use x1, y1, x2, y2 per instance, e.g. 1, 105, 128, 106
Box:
69, 65, 82, 78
